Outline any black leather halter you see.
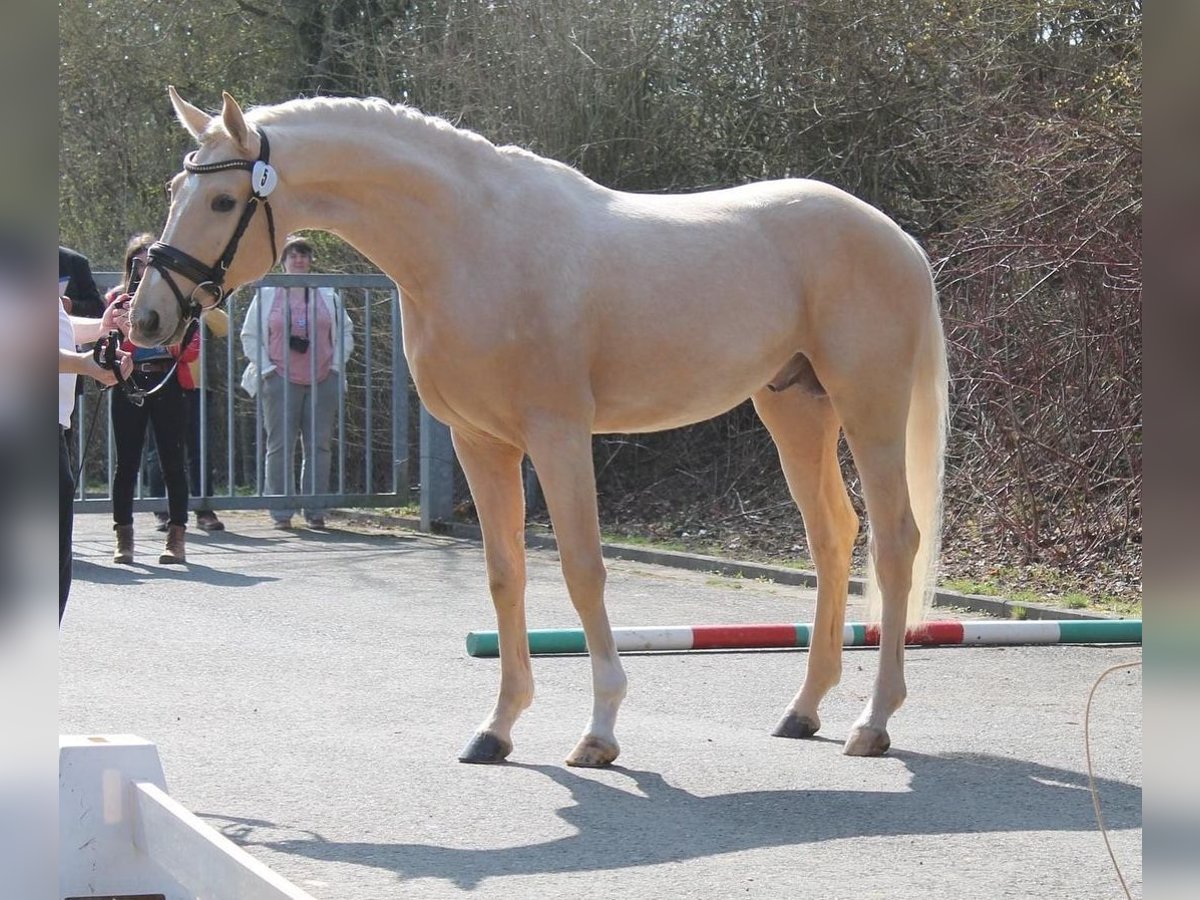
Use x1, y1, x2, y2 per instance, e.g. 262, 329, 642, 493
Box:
146, 127, 279, 327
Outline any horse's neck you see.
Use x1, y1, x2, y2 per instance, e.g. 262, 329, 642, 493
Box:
277, 111, 486, 301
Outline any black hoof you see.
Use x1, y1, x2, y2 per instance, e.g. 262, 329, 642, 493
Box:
772, 712, 820, 739
458, 731, 512, 764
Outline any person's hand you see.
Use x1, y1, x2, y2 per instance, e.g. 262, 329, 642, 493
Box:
79, 353, 118, 387
102, 297, 131, 336
61, 295, 72, 314
113, 347, 133, 381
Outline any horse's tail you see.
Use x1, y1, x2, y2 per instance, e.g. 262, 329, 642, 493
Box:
865, 260, 949, 625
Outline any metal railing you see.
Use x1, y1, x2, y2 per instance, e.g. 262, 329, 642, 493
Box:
72, 272, 458, 527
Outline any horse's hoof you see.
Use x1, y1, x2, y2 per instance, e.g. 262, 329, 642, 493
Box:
771, 711, 820, 739
458, 731, 512, 764
565, 735, 619, 768
843, 726, 891, 757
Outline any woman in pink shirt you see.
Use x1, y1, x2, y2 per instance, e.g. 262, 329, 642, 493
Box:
240, 235, 354, 529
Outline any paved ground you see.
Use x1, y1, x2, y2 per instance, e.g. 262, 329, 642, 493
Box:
60, 511, 1142, 899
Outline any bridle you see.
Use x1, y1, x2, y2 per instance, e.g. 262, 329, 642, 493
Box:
107, 126, 280, 405
146, 126, 280, 326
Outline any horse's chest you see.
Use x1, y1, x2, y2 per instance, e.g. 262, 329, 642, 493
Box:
404, 343, 467, 424
402, 323, 520, 435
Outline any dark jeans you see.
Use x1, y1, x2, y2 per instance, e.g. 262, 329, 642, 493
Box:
145, 388, 216, 512
111, 374, 189, 527
59, 427, 73, 624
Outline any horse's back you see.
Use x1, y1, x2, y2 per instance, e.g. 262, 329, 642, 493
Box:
588, 177, 925, 313
604, 178, 899, 237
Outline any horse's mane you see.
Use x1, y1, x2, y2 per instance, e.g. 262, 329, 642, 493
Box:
244, 96, 487, 148
233, 95, 590, 184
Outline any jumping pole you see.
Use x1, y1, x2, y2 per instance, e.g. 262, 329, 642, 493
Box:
464, 619, 1141, 658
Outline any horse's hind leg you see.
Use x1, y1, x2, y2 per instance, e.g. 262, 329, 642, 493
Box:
453, 431, 534, 764
752, 387, 859, 739
526, 422, 626, 767
837, 398, 920, 757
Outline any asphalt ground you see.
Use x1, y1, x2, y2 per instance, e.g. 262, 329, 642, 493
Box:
60, 511, 1143, 899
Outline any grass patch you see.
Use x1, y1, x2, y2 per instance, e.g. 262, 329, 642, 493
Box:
945, 568, 1139, 617
775, 557, 817, 572
1064, 593, 1091, 609
943, 578, 998, 597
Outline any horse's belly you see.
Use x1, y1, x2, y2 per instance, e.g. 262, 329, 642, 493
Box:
591, 369, 768, 434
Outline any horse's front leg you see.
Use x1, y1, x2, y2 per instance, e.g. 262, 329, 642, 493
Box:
453, 430, 533, 764
528, 422, 626, 767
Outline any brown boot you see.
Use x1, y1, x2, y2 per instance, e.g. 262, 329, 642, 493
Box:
113, 524, 134, 565
159, 524, 187, 565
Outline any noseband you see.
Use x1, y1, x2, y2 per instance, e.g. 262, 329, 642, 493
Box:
146, 127, 279, 325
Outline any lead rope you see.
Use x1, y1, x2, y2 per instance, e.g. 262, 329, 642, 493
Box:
131, 317, 201, 402
72, 389, 108, 488
1083, 659, 1142, 900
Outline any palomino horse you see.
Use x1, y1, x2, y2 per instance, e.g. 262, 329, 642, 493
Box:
131, 88, 948, 767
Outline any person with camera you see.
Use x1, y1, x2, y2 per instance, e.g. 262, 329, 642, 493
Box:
104, 232, 197, 565
240, 235, 354, 530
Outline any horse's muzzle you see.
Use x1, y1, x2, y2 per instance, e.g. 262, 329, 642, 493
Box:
129, 307, 182, 348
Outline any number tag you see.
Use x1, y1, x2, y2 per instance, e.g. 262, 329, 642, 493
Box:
252, 161, 279, 198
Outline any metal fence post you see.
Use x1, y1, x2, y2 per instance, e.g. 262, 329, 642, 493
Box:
419, 408, 454, 530
391, 287, 410, 501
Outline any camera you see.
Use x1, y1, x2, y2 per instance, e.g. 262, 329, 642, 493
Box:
289, 335, 310, 353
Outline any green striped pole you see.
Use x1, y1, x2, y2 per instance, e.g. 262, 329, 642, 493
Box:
464, 619, 1142, 658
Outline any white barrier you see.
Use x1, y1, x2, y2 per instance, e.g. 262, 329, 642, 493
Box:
60, 735, 315, 900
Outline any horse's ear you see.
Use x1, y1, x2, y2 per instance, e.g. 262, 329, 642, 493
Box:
220, 92, 255, 155
169, 85, 212, 140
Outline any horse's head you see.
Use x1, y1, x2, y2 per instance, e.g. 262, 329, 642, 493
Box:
129, 87, 281, 346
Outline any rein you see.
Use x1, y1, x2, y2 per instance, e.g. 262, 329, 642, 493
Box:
147, 127, 279, 325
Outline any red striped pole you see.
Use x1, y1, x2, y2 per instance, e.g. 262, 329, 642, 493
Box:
464, 619, 1141, 657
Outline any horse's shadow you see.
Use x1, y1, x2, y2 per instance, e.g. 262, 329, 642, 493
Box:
204, 749, 1141, 889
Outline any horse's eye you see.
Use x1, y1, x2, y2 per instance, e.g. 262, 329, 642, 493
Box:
211, 195, 237, 213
